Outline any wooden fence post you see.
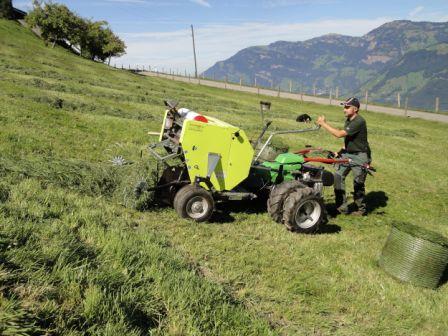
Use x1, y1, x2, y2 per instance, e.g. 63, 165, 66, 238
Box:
435, 97, 440, 113
329, 88, 333, 105
335, 86, 339, 99
289, 80, 292, 93
405, 97, 409, 117
365, 90, 369, 111
277, 86, 280, 97
254, 77, 257, 87
397, 93, 401, 108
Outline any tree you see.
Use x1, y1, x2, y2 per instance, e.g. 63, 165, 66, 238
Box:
0, 0, 13, 19
26, 2, 82, 47
79, 20, 126, 62
79, 20, 108, 60
103, 28, 126, 64
25, 1, 126, 61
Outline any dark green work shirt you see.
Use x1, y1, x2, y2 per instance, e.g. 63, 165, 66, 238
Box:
344, 115, 370, 154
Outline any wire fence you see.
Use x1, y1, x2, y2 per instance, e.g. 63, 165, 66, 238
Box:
110, 63, 447, 114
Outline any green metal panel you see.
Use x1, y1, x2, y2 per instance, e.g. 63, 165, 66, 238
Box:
260, 160, 302, 183
275, 153, 304, 164
180, 117, 254, 191
379, 222, 448, 289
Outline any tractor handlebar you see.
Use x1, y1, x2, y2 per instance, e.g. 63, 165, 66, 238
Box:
254, 125, 321, 162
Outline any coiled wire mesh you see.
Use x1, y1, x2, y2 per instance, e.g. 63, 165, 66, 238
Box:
379, 222, 448, 289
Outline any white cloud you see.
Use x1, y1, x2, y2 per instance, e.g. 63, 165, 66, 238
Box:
100, 0, 178, 5
104, 0, 147, 3
263, 0, 337, 8
114, 17, 391, 74
409, 6, 424, 19
408, 6, 448, 22
190, 0, 211, 8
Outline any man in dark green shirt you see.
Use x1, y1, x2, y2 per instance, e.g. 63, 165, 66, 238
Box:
316, 97, 371, 216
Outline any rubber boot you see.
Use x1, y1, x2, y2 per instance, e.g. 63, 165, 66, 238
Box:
335, 189, 349, 214
353, 182, 366, 216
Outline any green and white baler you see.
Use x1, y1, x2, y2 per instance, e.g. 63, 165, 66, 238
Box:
146, 100, 334, 233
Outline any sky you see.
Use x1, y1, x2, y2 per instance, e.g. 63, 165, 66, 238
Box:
13, 0, 448, 74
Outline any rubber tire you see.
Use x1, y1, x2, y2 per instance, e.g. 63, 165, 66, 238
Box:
267, 180, 305, 223
173, 185, 214, 222
282, 187, 326, 233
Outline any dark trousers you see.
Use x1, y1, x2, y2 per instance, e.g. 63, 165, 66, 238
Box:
334, 152, 369, 213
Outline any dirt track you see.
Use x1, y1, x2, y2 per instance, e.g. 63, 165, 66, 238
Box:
141, 72, 448, 124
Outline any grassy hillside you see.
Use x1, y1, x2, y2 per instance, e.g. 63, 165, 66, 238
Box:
1, 19, 448, 335
359, 42, 448, 110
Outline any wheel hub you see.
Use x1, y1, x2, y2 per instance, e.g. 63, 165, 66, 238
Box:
191, 201, 204, 213
186, 196, 209, 219
294, 200, 321, 229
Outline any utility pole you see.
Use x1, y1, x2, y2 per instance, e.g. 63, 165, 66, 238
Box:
191, 25, 198, 78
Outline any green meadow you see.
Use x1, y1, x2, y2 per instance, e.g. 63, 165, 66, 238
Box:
1, 19, 447, 335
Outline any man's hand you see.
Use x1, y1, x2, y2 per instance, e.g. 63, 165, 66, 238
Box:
317, 117, 347, 138
316, 115, 326, 126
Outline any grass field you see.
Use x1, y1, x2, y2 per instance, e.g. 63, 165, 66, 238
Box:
1, 19, 448, 335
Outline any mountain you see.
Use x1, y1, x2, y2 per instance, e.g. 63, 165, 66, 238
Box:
203, 20, 448, 111
358, 42, 448, 110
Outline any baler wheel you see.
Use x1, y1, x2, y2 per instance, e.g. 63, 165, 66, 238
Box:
174, 185, 214, 222
282, 187, 326, 233
267, 180, 305, 223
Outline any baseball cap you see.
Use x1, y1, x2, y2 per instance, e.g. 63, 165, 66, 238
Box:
340, 97, 360, 109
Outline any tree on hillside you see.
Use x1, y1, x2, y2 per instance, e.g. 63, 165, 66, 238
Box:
26, 1, 126, 62
0, 0, 14, 19
26, 2, 80, 48
79, 20, 108, 60
79, 20, 126, 62
103, 28, 127, 64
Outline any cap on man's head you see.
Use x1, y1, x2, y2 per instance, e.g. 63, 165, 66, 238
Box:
340, 97, 360, 109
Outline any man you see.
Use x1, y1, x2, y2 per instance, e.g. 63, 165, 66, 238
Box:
316, 97, 371, 216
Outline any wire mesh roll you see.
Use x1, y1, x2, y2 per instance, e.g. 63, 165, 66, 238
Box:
379, 221, 448, 289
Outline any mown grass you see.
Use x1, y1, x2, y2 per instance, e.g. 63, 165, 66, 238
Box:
1, 19, 447, 335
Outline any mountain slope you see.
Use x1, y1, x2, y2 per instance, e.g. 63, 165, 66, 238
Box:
359, 42, 448, 110
204, 20, 448, 110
